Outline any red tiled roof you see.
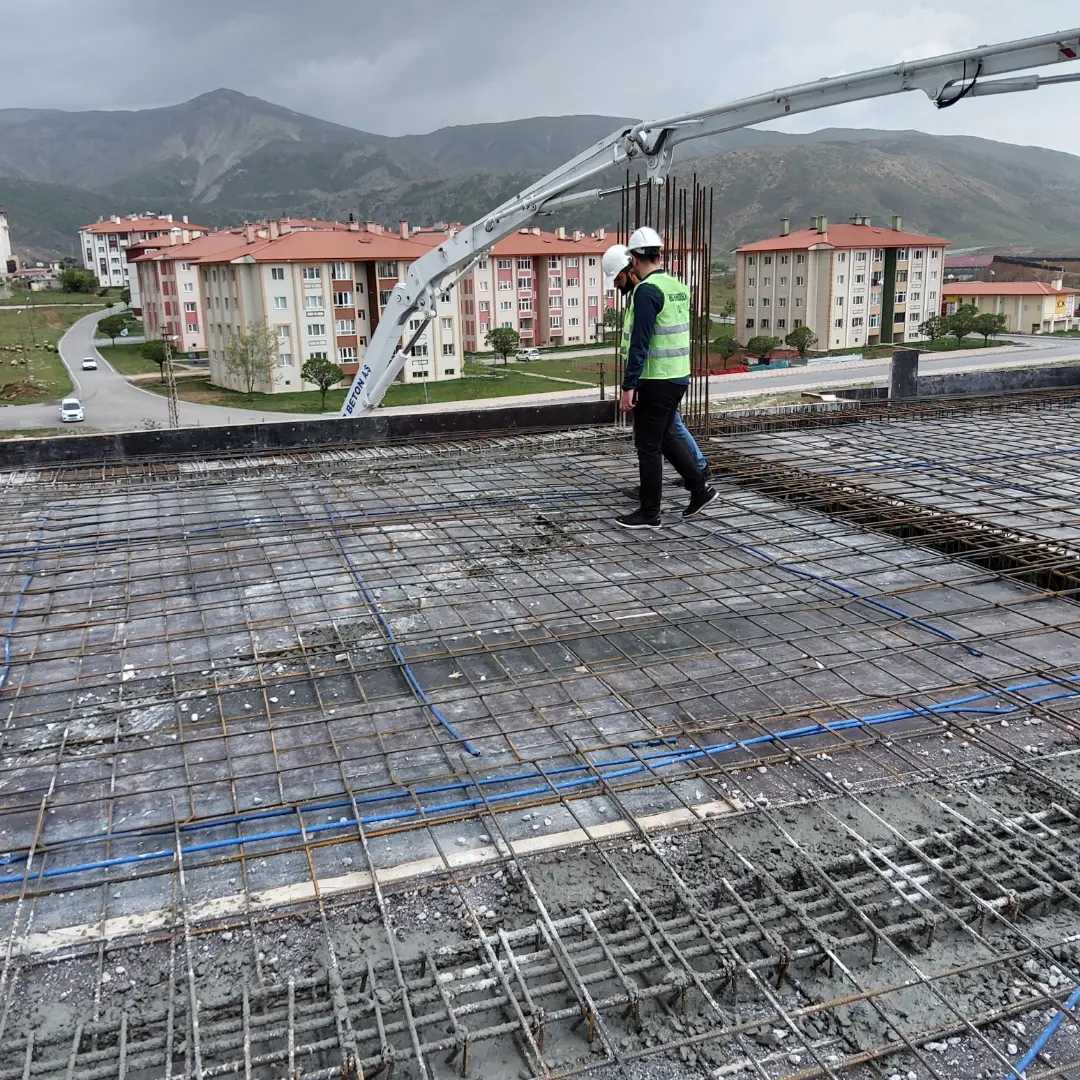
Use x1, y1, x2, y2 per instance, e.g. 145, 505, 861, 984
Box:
131, 230, 250, 263
405, 228, 611, 256
193, 229, 433, 265
738, 224, 949, 253
942, 281, 1078, 296
81, 216, 210, 235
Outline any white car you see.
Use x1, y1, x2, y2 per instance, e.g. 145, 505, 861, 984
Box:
516, 348, 541, 361
59, 398, 84, 423
81, 357, 98, 371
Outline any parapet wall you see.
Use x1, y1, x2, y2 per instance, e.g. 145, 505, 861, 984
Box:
0, 400, 617, 468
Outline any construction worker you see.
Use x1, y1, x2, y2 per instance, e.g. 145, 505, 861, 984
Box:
605, 230, 716, 529
601, 243, 709, 502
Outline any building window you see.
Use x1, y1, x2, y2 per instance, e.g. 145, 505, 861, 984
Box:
304, 294, 324, 311
499, 300, 513, 311
379, 289, 393, 306
273, 296, 288, 310
566, 296, 579, 307
745, 318, 755, 329
760, 318, 770, 328
479, 301, 490, 313
748, 277, 756, 287
746, 256, 756, 266
897, 270, 908, 283
444, 367, 456, 376
271, 267, 286, 281
440, 317, 453, 332
778, 297, 787, 307
277, 326, 291, 341
931, 249, 940, 259
929, 290, 937, 300
869, 315, 880, 328
763, 256, 772, 265
911, 291, 921, 302
496, 258, 513, 270
909, 311, 920, 322
411, 343, 429, 357
779, 255, 789, 265
873, 249, 884, 260
896, 248, 908, 260
795, 276, 804, 286
747, 297, 755, 308
333, 291, 353, 307
566, 278, 579, 289
836, 253, 846, 263
331, 262, 350, 279
776, 318, 786, 328
855, 274, 865, 285
550, 277, 562, 289
442, 343, 455, 356
279, 352, 293, 366
834, 318, 843, 328
498, 280, 512, 291
588, 257, 597, 267
516, 258, 531, 270
894, 311, 905, 324
760, 297, 770, 308
795, 255, 804, 264
338, 346, 356, 361
837, 275, 845, 284
779, 277, 787, 286
793, 319, 802, 329
354, 281, 365, 294
548, 256, 558, 269
895, 292, 906, 303
184, 302, 197, 313
183, 281, 194, 293
335, 319, 355, 334
376, 261, 397, 278
550, 315, 562, 328
913, 249, 924, 260
517, 276, 531, 289
851, 316, 864, 327
853, 295, 864, 307
519, 298, 532, 311
763, 277, 771, 287
836, 297, 844, 307
302, 266, 321, 280
306, 323, 326, 336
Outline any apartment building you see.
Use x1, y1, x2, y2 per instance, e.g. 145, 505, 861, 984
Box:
736, 215, 950, 350
0, 210, 12, 280
79, 213, 209, 292
194, 225, 462, 394
942, 280, 1080, 333
454, 227, 615, 350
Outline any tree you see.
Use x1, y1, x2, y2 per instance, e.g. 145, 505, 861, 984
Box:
223, 323, 277, 394
918, 315, 948, 343
60, 268, 98, 293
301, 357, 345, 410
721, 297, 737, 318
121, 288, 131, 305
945, 303, 979, 346
784, 325, 818, 358
140, 339, 169, 383
485, 326, 520, 364
98, 314, 128, 344
602, 307, 622, 342
711, 335, 739, 360
972, 311, 1008, 345
745, 334, 781, 363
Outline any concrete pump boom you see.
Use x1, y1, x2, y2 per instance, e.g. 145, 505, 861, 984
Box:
341, 27, 1080, 417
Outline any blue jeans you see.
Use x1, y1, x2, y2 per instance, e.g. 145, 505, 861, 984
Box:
671, 410, 707, 473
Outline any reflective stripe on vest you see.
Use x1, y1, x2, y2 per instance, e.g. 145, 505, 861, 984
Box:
641, 272, 691, 380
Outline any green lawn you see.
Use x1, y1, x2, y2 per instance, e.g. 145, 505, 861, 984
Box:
0, 426, 99, 440
0, 289, 112, 307
144, 361, 592, 413
97, 342, 161, 376
499, 353, 620, 386
0, 304, 100, 402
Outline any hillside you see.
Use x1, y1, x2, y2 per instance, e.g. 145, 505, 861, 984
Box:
3, 90, 1079, 259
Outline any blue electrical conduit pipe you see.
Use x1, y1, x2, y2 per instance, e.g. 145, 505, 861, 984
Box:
1005, 983, 1080, 1078
2, 671, 1078, 886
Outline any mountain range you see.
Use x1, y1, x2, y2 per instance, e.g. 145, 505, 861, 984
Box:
2, 88, 1079, 260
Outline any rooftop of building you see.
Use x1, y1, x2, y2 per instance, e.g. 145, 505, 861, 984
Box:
942, 280, 1079, 295
3, 393, 1080, 1077
738, 221, 949, 253
81, 213, 211, 235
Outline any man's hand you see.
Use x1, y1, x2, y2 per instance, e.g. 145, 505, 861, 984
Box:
619, 389, 636, 414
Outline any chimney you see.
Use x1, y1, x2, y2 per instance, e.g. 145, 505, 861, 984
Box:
280, 220, 292, 235
244, 223, 256, 243
165, 213, 173, 223
111, 215, 121, 224
348, 219, 360, 232
818, 215, 828, 234
780, 217, 790, 236
182, 215, 189, 224
268, 220, 280, 240
596, 227, 606, 241
532, 227, 541, 235
556, 226, 567, 240
890, 214, 903, 231
399, 219, 409, 239
573, 229, 584, 240
1052, 276, 1064, 291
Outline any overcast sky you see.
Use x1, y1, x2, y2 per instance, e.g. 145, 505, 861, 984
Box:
4, 1, 1079, 153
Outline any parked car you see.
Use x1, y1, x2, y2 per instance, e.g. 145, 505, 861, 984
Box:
59, 398, 84, 423
516, 348, 541, 361
81, 357, 98, 370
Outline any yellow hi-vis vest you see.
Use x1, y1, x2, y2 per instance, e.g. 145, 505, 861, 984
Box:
619, 271, 691, 380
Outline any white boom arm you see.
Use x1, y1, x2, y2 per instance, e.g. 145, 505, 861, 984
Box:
341, 27, 1080, 417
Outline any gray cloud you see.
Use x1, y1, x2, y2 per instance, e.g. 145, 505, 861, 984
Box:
3, 0, 1078, 153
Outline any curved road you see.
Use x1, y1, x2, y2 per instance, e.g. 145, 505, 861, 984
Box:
0, 308, 328, 432
0, 308, 1078, 432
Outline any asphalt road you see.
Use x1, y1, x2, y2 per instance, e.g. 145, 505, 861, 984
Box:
0, 308, 1077, 432
0, 308, 316, 432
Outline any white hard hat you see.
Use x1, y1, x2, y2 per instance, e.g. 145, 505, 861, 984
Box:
627, 226, 663, 253
602, 244, 631, 277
